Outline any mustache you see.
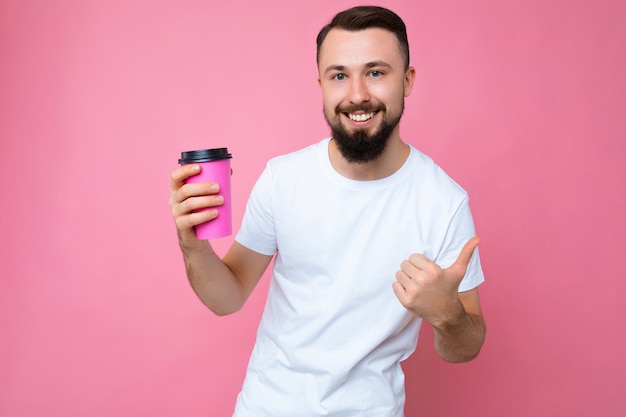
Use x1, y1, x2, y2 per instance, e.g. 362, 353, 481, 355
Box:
335, 104, 385, 114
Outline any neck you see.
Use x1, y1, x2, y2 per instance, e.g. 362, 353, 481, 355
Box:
328, 135, 409, 181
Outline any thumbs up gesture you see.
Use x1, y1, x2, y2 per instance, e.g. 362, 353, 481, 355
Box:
393, 237, 480, 328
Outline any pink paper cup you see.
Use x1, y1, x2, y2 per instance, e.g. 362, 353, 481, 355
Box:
179, 148, 232, 240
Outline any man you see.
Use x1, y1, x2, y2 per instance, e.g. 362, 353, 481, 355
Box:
169, 6, 486, 416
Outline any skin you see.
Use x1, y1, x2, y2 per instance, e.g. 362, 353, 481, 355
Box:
169, 27, 485, 362
169, 173, 272, 316
318, 28, 413, 180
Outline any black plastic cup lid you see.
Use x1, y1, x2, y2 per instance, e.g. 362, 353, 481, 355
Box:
179, 148, 232, 164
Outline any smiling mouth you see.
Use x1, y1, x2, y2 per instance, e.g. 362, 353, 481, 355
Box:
347, 112, 376, 122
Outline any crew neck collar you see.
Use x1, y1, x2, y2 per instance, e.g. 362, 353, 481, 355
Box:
318, 137, 414, 190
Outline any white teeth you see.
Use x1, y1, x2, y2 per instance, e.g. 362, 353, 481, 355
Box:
348, 112, 375, 122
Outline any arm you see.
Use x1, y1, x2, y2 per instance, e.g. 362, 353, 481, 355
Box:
170, 164, 273, 316
393, 237, 486, 362
432, 288, 485, 362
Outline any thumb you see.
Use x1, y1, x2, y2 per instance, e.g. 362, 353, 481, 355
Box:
445, 236, 480, 279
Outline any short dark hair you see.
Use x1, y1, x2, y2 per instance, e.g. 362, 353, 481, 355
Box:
316, 6, 410, 69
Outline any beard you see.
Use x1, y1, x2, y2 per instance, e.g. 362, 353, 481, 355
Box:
324, 102, 404, 164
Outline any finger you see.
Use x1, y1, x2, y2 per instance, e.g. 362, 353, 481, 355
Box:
394, 268, 412, 289
175, 207, 219, 230
170, 180, 221, 211
407, 253, 432, 269
174, 208, 219, 246
172, 194, 224, 218
392, 281, 408, 302
400, 258, 432, 285
447, 236, 480, 276
170, 164, 201, 193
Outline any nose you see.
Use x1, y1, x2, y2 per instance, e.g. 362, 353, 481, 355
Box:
348, 77, 371, 104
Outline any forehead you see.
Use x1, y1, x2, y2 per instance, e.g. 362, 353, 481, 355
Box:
318, 28, 403, 69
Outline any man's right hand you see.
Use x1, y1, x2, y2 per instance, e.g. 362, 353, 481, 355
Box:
169, 164, 224, 247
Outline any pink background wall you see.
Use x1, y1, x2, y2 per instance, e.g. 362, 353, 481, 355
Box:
1, 0, 625, 416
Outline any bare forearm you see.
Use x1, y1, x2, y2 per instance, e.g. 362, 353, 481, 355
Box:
179, 239, 246, 316
433, 310, 486, 363
170, 164, 260, 315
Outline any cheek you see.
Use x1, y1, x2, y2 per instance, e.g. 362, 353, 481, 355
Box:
373, 84, 405, 108
322, 91, 344, 113
321, 85, 343, 104
367, 80, 393, 97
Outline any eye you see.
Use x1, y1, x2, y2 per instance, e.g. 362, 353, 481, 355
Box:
333, 73, 346, 81
370, 70, 383, 78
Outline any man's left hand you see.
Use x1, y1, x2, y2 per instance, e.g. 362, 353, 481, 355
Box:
392, 237, 480, 328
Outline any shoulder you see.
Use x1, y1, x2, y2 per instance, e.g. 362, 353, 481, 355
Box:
406, 145, 468, 199
267, 139, 326, 167
261, 139, 328, 180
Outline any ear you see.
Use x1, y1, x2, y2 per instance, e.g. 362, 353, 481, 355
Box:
403, 66, 416, 97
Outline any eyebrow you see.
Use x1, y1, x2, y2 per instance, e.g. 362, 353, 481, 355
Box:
365, 60, 393, 69
322, 60, 393, 76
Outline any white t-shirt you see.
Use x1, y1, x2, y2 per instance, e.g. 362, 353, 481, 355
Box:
234, 138, 484, 417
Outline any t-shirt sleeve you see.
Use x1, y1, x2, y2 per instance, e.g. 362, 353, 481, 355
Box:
235, 163, 278, 256
435, 196, 485, 292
